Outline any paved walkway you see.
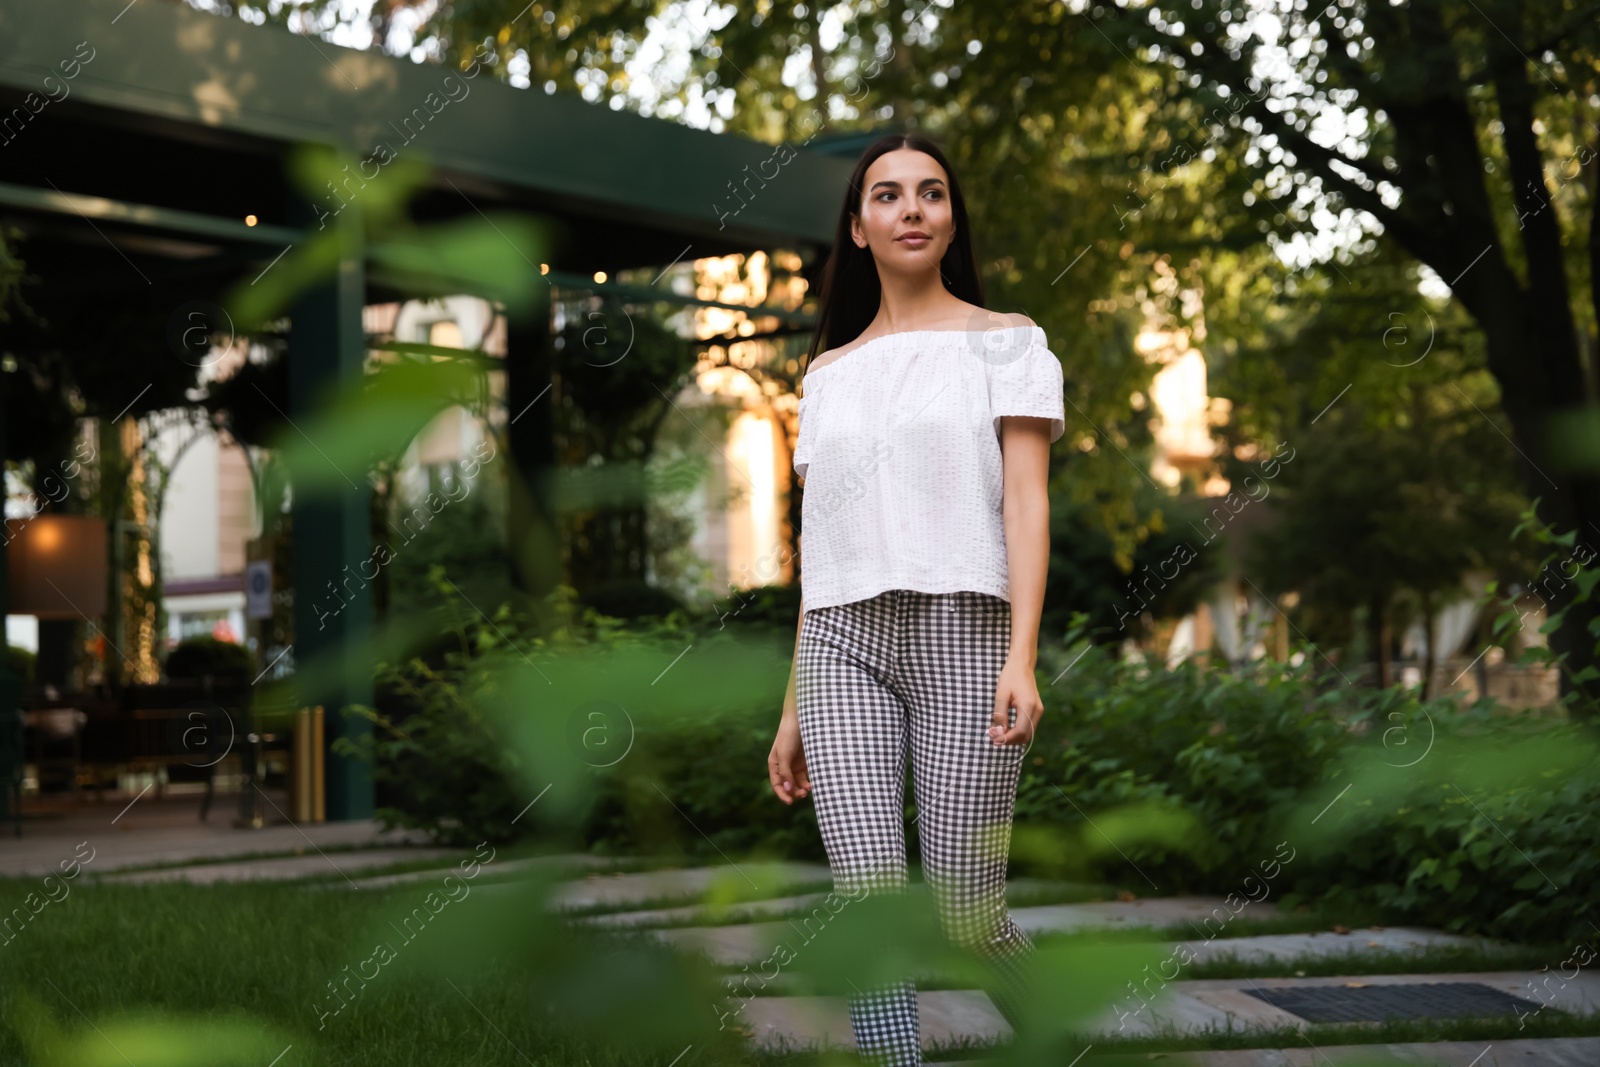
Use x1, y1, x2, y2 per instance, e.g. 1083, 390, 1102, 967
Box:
537, 863, 1591, 1064
548, 860, 832, 910
929, 1038, 1600, 1066
99, 848, 465, 885
0, 792, 436, 878
12, 810, 1584, 1066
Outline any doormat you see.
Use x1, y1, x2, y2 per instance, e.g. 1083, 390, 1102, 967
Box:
1242, 982, 1551, 1023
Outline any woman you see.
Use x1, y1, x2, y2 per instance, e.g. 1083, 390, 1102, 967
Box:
767, 132, 1066, 1066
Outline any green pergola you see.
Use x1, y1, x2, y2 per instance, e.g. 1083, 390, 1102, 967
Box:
0, 0, 856, 820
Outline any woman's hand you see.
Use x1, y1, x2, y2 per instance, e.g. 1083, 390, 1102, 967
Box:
989, 655, 1044, 746
769, 712, 812, 804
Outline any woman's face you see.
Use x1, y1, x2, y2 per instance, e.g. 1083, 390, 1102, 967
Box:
850, 148, 954, 271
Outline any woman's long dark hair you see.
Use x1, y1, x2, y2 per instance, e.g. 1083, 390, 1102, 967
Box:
802, 133, 985, 375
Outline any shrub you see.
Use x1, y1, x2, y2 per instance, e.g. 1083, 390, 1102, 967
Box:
1014, 601, 1600, 944
1017, 620, 1354, 884
337, 555, 1598, 943
338, 569, 820, 857
4, 645, 35, 685
1308, 753, 1600, 943
164, 635, 254, 681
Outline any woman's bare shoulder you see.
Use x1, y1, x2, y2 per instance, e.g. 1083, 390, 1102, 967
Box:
803, 339, 869, 382
942, 301, 1036, 331
800, 310, 1036, 391
984, 309, 1037, 330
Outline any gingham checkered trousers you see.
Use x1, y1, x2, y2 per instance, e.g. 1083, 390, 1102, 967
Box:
795, 588, 1037, 1066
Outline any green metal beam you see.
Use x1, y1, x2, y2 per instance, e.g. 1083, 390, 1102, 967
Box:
0, 0, 853, 249
0, 180, 302, 246
0, 180, 820, 331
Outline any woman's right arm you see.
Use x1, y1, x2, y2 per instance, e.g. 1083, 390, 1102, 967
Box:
768, 573, 810, 803
786, 595, 803, 704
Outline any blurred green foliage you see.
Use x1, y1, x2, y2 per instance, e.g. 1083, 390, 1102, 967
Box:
163, 636, 255, 681
1023, 610, 1598, 945
333, 557, 1599, 952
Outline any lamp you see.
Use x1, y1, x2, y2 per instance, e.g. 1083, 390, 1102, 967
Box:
5, 516, 108, 618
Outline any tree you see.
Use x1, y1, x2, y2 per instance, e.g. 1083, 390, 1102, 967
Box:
322, 0, 1242, 570
552, 303, 705, 599
1098, 0, 1600, 712
1218, 247, 1535, 691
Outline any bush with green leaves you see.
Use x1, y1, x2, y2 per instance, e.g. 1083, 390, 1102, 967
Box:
340, 545, 1598, 944
1014, 620, 1356, 886
337, 568, 821, 857
3, 645, 35, 685
163, 635, 254, 681
1016, 604, 1598, 943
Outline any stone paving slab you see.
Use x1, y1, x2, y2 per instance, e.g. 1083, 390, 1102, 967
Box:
735, 989, 1009, 1057
928, 1037, 1600, 1066
656, 916, 847, 966
1013, 897, 1283, 937
658, 897, 1273, 967
734, 971, 1600, 1052
340, 854, 615, 890
99, 847, 466, 885
1175, 927, 1502, 965
549, 861, 833, 911
575, 891, 831, 928
1100, 971, 1600, 1038
0, 793, 436, 878
576, 880, 1109, 930
715, 929, 1512, 997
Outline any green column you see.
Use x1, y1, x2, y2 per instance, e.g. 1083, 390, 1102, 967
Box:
506, 288, 559, 601
286, 198, 373, 821
0, 390, 21, 832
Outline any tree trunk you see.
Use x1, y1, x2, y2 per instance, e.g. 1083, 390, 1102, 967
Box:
1420, 590, 1436, 701
1366, 592, 1390, 689
1302, 0, 1600, 718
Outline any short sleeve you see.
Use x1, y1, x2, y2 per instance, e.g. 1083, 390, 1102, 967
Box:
987, 334, 1066, 443
793, 394, 812, 481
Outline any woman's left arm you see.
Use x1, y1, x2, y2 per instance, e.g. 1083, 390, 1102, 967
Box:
989, 415, 1053, 747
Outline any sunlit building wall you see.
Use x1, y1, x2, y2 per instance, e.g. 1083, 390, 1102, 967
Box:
681, 250, 804, 600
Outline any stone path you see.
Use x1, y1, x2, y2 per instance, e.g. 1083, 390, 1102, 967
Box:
653, 895, 1286, 968
574, 890, 830, 928
0, 792, 437, 878
535, 865, 1592, 1064
928, 1038, 1600, 1066
1173, 926, 1507, 965
99, 847, 466, 885
1012, 896, 1286, 936
740, 970, 1599, 1055
1090, 970, 1600, 1039
547, 860, 832, 911
24, 813, 1586, 1066
738, 990, 1007, 1058
340, 854, 613, 890
726, 926, 1505, 998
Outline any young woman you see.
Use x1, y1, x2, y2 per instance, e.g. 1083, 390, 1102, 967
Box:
767, 132, 1066, 1066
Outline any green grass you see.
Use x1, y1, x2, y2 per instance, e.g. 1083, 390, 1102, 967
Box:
0, 878, 769, 1067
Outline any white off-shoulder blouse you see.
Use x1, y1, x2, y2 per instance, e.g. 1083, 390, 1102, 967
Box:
793, 324, 1067, 612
